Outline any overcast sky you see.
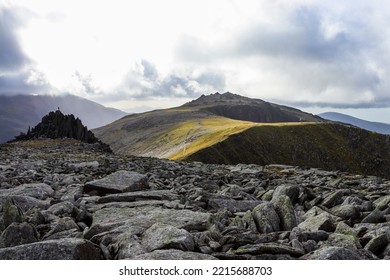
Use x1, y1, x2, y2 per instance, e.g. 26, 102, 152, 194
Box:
1, 0, 390, 121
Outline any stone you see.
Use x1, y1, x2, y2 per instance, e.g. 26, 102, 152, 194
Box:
361, 208, 385, 223
97, 190, 180, 204
0, 222, 38, 248
47, 201, 75, 216
373, 195, 390, 210
252, 202, 280, 233
302, 246, 367, 260
141, 223, 195, 252
322, 190, 344, 208
0, 183, 54, 200
0, 195, 50, 212
364, 234, 389, 255
2, 197, 24, 228
0, 238, 101, 259
208, 199, 262, 213
272, 195, 297, 231
298, 212, 335, 232
85, 206, 210, 240
326, 233, 361, 250
232, 242, 305, 257
129, 249, 218, 260
331, 204, 360, 220
84, 170, 149, 195
272, 184, 300, 205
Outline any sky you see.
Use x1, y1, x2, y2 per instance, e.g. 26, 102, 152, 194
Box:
1, 0, 390, 122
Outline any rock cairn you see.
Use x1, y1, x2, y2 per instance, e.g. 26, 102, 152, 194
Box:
1, 139, 390, 260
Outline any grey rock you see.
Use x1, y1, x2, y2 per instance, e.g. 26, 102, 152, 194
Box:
141, 223, 194, 251
0, 222, 38, 248
361, 208, 385, 223
86, 206, 210, 240
84, 170, 149, 195
298, 212, 335, 232
98, 190, 180, 204
47, 201, 75, 216
208, 199, 262, 213
272, 184, 300, 205
2, 197, 24, 228
232, 242, 305, 257
326, 233, 361, 250
129, 249, 218, 260
322, 190, 344, 208
364, 234, 389, 255
0, 183, 54, 200
331, 204, 360, 220
0, 238, 101, 259
373, 195, 390, 210
252, 202, 280, 233
272, 195, 297, 231
302, 246, 368, 260
0, 195, 50, 213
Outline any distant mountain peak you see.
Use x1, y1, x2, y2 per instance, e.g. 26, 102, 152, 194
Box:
184, 92, 264, 107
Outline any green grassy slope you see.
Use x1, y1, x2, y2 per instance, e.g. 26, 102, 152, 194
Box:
185, 123, 390, 178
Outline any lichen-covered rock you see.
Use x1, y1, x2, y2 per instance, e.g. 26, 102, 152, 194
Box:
130, 249, 218, 260
272, 184, 300, 205
84, 170, 149, 195
0, 238, 101, 259
322, 190, 344, 208
141, 223, 194, 252
301, 246, 374, 260
331, 204, 360, 220
252, 202, 280, 233
208, 199, 262, 213
272, 195, 297, 231
298, 212, 335, 232
0, 222, 38, 248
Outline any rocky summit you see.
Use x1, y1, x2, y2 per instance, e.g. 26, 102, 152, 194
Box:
1, 139, 390, 260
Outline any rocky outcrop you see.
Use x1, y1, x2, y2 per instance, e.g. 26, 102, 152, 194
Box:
10, 110, 103, 145
1, 139, 390, 260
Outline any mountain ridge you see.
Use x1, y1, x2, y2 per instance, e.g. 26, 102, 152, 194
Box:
319, 112, 390, 135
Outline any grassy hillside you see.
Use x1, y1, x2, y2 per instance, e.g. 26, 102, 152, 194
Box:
185, 123, 390, 178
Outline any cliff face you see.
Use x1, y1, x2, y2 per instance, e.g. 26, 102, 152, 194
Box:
11, 110, 99, 143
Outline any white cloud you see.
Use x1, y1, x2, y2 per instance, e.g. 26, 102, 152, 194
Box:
2, 0, 390, 112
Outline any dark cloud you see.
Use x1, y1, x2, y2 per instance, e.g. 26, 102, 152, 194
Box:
0, 68, 50, 95
0, 7, 31, 71
233, 7, 365, 62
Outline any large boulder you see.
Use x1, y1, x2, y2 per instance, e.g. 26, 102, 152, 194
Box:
129, 249, 218, 260
0, 238, 101, 259
141, 223, 195, 252
252, 202, 280, 233
84, 170, 149, 195
298, 212, 335, 232
0, 222, 38, 248
272, 195, 297, 231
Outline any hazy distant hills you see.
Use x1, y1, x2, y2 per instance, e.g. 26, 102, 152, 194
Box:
318, 112, 390, 135
94, 92, 390, 178
0, 94, 127, 143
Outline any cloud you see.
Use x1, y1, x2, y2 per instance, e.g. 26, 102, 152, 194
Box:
110, 60, 226, 101
0, 6, 31, 72
0, 5, 52, 95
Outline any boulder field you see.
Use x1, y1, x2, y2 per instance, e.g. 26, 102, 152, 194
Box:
0, 139, 390, 260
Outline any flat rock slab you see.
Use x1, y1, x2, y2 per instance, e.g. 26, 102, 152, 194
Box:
84, 170, 149, 195
0, 238, 101, 260
232, 242, 305, 257
129, 249, 218, 260
0, 183, 54, 200
0, 195, 50, 212
97, 190, 179, 204
209, 199, 262, 213
86, 206, 210, 239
